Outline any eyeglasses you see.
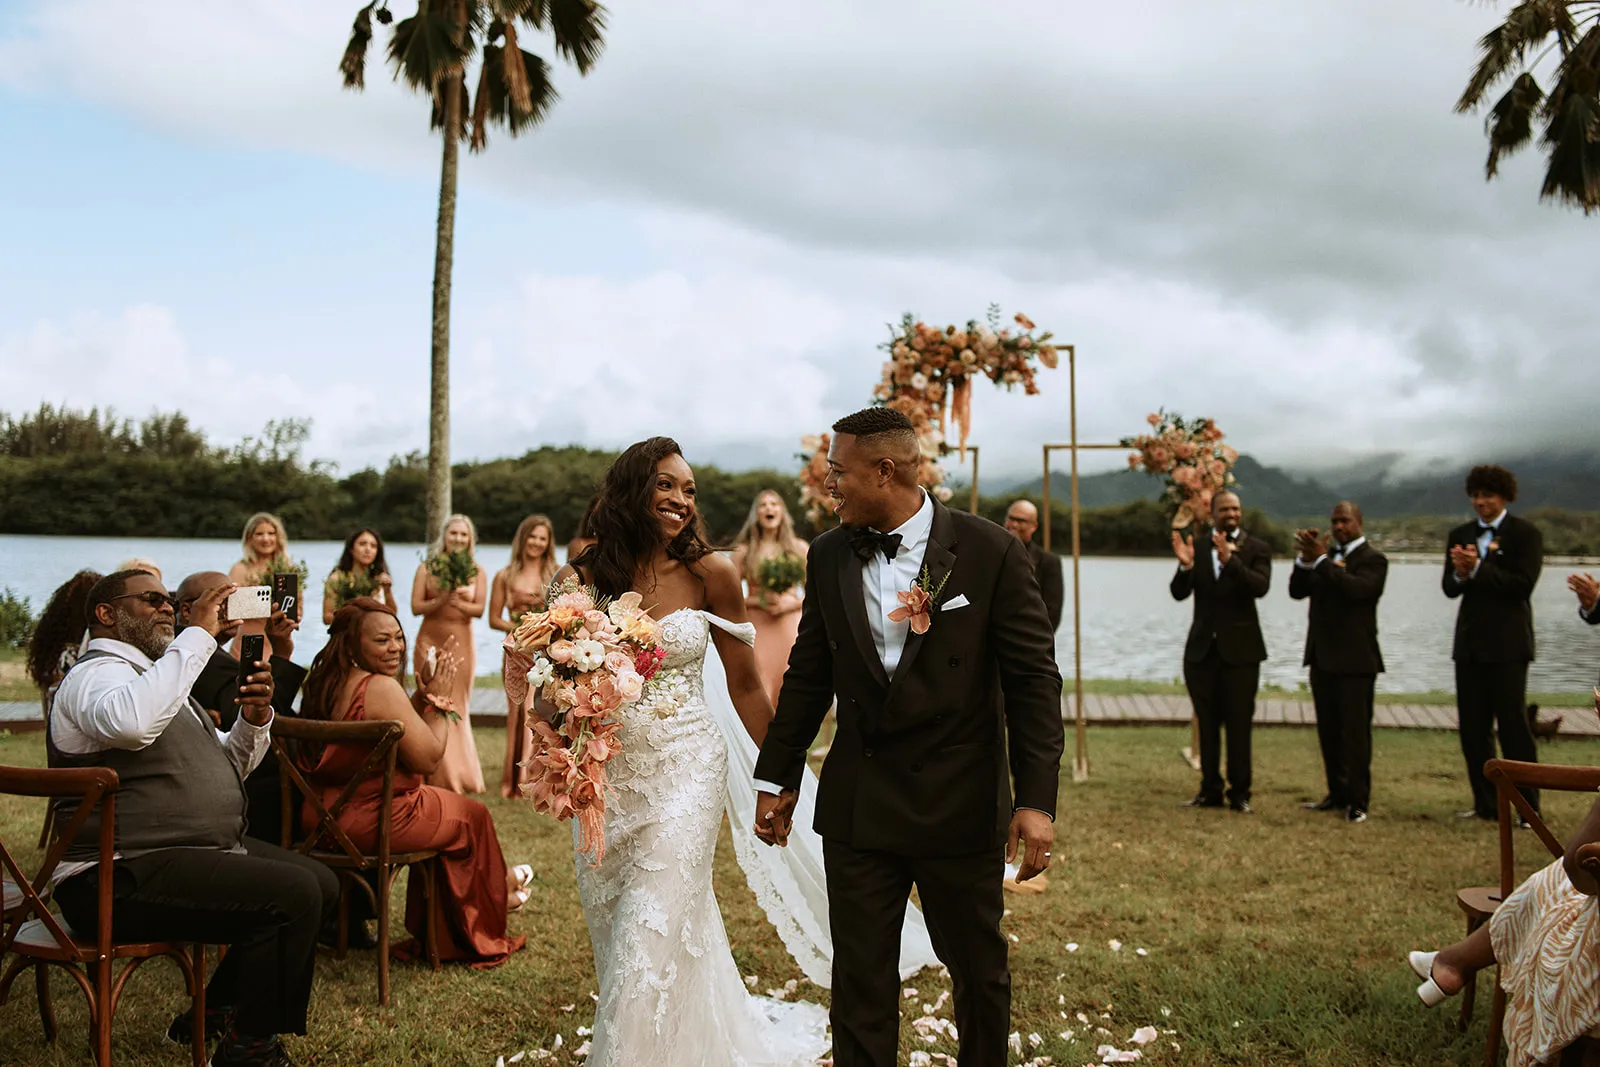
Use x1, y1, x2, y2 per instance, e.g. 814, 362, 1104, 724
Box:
109, 591, 176, 610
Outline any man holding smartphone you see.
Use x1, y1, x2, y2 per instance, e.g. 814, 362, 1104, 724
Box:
175, 571, 308, 847
48, 569, 337, 1067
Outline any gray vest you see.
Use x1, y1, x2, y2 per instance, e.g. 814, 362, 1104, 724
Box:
47, 648, 249, 864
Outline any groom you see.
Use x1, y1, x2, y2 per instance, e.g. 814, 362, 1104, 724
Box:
753, 407, 1064, 1067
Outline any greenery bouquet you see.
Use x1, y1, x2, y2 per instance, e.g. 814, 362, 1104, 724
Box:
426, 549, 479, 591
754, 553, 807, 607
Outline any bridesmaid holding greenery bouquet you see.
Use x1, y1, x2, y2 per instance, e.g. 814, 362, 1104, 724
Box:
412, 513, 486, 794
323, 527, 395, 623
729, 490, 809, 704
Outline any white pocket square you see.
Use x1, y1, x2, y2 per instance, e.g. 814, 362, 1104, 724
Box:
940, 593, 971, 611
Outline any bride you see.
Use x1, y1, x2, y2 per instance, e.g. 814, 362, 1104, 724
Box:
553, 437, 939, 1067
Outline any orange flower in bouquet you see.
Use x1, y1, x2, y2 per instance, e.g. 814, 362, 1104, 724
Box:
502, 581, 666, 864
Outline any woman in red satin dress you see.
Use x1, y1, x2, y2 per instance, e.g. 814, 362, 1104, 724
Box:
298, 597, 530, 968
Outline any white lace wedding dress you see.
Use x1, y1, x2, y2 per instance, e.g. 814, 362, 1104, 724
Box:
574, 608, 940, 1067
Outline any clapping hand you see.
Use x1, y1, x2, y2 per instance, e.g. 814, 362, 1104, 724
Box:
1450, 543, 1479, 580
1569, 572, 1600, 613
754, 790, 798, 847
1212, 528, 1234, 566
1170, 530, 1195, 569
1293, 528, 1326, 564
419, 637, 462, 717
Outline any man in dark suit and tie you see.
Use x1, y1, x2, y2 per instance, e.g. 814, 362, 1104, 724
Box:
1004, 498, 1064, 632
1444, 464, 1543, 820
1290, 502, 1387, 823
753, 407, 1063, 1067
1170, 490, 1271, 813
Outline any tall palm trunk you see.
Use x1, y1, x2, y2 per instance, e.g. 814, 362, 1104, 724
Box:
426, 73, 460, 543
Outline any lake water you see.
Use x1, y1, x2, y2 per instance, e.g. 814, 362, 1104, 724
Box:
3, 535, 1598, 694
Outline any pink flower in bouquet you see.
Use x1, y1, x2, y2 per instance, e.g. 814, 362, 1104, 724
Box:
548, 639, 577, 665
615, 668, 644, 703
552, 587, 595, 613
1221, 445, 1239, 463
584, 609, 613, 635
1147, 413, 1161, 425
571, 676, 622, 719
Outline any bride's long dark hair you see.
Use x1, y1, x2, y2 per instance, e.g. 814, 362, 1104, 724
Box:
574, 437, 715, 601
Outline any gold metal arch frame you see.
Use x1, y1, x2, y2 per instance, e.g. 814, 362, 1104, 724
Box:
1039, 346, 1198, 782
945, 445, 982, 515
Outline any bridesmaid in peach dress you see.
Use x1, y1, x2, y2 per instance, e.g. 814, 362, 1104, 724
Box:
728, 490, 809, 704
411, 513, 487, 794
487, 514, 560, 799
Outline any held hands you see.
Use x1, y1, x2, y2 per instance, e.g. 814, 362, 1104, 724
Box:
1212, 528, 1234, 566
1450, 543, 1479, 581
188, 583, 238, 639
754, 790, 798, 847
236, 660, 275, 726
1569, 572, 1600, 613
1007, 809, 1054, 882
1170, 530, 1195, 570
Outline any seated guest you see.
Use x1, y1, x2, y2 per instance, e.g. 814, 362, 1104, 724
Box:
25, 569, 102, 710
297, 597, 529, 968
1408, 796, 1600, 1067
47, 569, 338, 1067
175, 571, 308, 848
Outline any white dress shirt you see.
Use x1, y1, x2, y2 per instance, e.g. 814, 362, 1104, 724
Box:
1212, 530, 1243, 579
753, 492, 935, 799
1295, 535, 1366, 571
49, 628, 273, 882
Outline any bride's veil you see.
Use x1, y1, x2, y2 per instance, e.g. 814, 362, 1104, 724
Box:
700, 615, 943, 987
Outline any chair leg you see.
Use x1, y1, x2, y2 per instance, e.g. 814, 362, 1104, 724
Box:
337, 874, 351, 960
426, 860, 441, 971
1485, 980, 1506, 1067
191, 944, 207, 1067
377, 863, 391, 1007
34, 963, 56, 1042
94, 959, 113, 1067
1457, 915, 1482, 1032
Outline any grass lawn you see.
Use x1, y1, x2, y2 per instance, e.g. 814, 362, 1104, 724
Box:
3, 724, 1600, 1065
0, 646, 33, 702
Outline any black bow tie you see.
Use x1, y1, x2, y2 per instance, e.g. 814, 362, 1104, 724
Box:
850, 528, 903, 563
1478, 522, 1496, 533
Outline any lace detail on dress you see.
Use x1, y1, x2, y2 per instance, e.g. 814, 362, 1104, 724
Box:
574, 609, 830, 1067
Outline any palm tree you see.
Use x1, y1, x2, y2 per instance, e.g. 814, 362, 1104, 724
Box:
1455, 1, 1600, 213
340, 0, 606, 541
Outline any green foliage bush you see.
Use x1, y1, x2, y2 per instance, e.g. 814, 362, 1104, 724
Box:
0, 589, 35, 649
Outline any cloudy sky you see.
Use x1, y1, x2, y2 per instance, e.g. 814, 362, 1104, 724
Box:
0, 0, 1593, 484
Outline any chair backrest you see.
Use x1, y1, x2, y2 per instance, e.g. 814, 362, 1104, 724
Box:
270, 717, 405, 871
1483, 758, 1600, 898
0, 764, 119, 956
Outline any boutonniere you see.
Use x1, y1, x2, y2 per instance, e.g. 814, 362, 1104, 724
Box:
1488, 540, 1501, 554
888, 565, 952, 635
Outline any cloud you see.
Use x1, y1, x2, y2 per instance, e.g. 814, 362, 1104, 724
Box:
1, 0, 1596, 483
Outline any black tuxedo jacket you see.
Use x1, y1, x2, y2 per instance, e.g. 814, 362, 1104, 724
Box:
192, 649, 306, 731
753, 500, 1064, 856
1169, 529, 1271, 665
1026, 541, 1065, 633
1443, 513, 1543, 663
1287, 542, 1387, 675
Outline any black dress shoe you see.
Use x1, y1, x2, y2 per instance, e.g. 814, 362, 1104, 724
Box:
318, 919, 378, 952
210, 1036, 298, 1067
1229, 800, 1255, 815
1346, 807, 1368, 824
167, 1006, 231, 1044
1180, 795, 1224, 808
1301, 797, 1342, 812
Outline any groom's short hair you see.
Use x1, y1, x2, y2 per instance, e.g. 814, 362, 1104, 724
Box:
833, 407, 920, 483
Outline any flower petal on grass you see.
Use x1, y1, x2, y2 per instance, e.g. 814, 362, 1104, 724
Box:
1131, 1026, 1158, 1045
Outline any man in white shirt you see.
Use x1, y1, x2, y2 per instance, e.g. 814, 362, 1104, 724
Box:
48, 569, 337, 1067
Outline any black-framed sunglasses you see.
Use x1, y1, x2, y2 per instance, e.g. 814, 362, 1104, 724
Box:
109, 591, 176, 610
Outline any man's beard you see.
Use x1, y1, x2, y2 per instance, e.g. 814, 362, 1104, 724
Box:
117, 610, 174, 660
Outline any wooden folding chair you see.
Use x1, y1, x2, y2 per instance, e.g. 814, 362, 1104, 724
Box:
1467, 759, 1600, 1067
0, 764, 207, 1066
270, 716, 440, 1006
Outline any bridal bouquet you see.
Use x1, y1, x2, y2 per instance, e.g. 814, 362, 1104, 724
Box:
501, 581, 667, 863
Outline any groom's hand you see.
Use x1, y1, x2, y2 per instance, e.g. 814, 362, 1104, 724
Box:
754, 790, 798, 847
1007, 809, 1054, 882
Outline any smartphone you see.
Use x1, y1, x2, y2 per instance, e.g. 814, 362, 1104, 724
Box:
225, 585, 271, 622
238, 634, 265, 688
271, 573, 300, 619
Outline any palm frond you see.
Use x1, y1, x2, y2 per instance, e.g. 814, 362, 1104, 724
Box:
387, 5, 472, 92
1538, 90, 1600, 210
470, 44, 557, 151
1457, 0, 1568, 111
430, 70, 472, 137
523, 0, 606, 74
500, 21, 536, 114
340, 3, 377, 90
1484, 71, 1546, 176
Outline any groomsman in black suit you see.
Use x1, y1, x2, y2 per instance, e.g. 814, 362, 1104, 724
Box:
1004, 499, 1064, 632
1444, 465, 1543, 820
1289, 502, 1387, 823
1170, 491, 1272, 813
